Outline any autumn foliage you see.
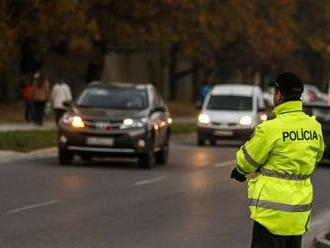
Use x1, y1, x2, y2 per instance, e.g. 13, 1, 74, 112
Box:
0, 0, 329, 100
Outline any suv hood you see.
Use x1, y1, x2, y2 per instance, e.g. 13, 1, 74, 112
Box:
72, 107, 148, 121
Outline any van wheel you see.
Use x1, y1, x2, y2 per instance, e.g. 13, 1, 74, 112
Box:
58, 148, 73, 165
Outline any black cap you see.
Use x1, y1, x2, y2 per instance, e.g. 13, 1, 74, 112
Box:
269, 72, 304, 94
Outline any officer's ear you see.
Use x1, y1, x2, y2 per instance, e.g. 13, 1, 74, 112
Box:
277, 89, 286, 102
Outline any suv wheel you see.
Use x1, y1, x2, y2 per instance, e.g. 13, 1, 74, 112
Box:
197, 136, 205, 146
138, 151, 155, 169
58, 148, 73, 165
155, 143, 169, 165
210, 140, 216, 146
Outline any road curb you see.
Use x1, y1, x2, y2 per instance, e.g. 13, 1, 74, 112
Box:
315, 232, 330, 248
1, 147, 57, 163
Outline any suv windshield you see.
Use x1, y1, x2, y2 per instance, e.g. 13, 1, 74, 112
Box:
207, 95, 253, 111
76, 87, 148, 110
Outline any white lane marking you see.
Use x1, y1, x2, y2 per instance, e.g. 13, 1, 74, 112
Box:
7, 200, 60, 214
214, 159, 236, 168
134, 176, 168, 186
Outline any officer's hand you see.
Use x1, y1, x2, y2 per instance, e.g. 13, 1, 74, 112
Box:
231, 167, 246, 182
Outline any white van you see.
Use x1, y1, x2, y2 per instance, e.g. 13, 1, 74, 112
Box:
197, 84, 267, 146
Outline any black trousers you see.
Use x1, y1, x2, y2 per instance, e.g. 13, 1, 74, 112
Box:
33, 101, 46, 126
24, 100, 34, 123
54, 108, 66, 125
251, 222, 302, 248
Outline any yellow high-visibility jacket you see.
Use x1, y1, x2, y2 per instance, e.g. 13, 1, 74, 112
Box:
236, 101, 324, 235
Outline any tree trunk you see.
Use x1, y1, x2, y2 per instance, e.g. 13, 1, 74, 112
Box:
169, 43, 179, 100
86, 41, 106, 84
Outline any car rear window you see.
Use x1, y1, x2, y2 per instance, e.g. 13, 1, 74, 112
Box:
207, 95, 253, 111
76, 87, 148, 110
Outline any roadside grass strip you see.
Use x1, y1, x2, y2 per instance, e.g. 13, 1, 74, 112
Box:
0, 123, 196, 153
0, 129, 57, 152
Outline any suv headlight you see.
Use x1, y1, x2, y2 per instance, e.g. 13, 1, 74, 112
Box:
198, 114, 210, 124
239, 115, 252, 126
72, 116, 85, 128
121, 118, 146, 129
61, 114, 85, 128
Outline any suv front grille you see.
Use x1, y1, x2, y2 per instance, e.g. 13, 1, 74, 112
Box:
84, 120, 123, 130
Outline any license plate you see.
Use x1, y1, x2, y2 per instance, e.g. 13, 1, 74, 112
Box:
86, 137, 114, 146
214, 130, 233, 136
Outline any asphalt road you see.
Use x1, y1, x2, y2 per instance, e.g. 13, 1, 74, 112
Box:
0, 136, 329, 248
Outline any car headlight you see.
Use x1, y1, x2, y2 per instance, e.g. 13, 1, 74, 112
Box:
71, 116, 85, 128
61, 114, 85, 128
61, 113, 73, 124
198, 114, 210, 124
121, 118, 146, 129
240, 115, 252, 126
260, 114, 267, 122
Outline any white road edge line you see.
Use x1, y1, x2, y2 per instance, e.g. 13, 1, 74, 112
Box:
134, 176, 168, 186
7, 200, 60, 214
214, 159, 236, 168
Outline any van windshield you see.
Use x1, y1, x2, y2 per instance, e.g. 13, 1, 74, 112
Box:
207, 95, 253, 111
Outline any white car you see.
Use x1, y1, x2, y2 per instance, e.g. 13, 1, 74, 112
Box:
197, 84, 267, 146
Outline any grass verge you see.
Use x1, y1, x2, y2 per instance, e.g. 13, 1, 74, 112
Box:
0, 123, 196, 152
171, 122, 196, 135
0, 129, 57, 152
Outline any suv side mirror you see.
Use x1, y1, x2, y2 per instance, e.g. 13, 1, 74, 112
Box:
63, 100, 73, 108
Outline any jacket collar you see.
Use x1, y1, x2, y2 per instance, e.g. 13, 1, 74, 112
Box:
273, 101, 303, 117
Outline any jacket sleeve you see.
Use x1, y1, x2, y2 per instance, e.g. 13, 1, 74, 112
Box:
236, 123, 273, 175
316, 129, 325, 164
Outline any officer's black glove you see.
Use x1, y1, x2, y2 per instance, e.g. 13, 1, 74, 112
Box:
231, 167, 246, 182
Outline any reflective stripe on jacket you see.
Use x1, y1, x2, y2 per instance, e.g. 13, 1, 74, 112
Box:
236, 101, 324, 235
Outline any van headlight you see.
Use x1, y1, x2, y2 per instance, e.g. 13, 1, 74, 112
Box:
239, 115, 252, 126
260, 114, 267, 122
121, 118, 146, 129
198, 114, 210, 124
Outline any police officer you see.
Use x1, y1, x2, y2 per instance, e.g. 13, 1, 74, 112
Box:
231, 72, 324, 248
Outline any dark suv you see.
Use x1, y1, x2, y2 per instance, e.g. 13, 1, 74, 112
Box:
58, 83, 172, 169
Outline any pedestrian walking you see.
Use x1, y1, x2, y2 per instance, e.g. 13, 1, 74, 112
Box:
22, 75, 34, 123
231, 72, 324, 248
50, 79, 72, 124
200, 83, 210, 104
31, 73, 50, 126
